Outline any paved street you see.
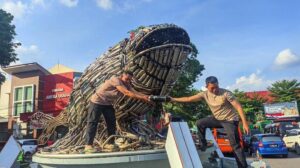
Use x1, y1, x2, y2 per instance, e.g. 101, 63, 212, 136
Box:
246, 151, 300, 168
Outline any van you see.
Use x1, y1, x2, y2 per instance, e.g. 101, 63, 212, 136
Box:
212, 128, 243, 153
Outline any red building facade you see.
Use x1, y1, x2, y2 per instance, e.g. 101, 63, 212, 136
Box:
42, 72, 74, 117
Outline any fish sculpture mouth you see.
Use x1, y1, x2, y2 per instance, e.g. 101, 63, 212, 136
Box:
125, 25, 192, 95
113, 25, 192, 118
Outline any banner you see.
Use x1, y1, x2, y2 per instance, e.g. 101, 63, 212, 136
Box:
264, 101, 299, 119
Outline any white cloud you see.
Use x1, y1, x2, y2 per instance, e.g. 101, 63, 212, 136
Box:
96, 0, 113, 10
0, 0, 46, 19
274, 49, 300, 69
0, 68, 9, 79
59, 0, 78, 8
16, 44, 39, 55
0, 1, 28, 19
95, 0, 152, 11
15, 44, 40, 63
201, 86, 207, 91
227, 70, 273, 91
31, 0, 45, 6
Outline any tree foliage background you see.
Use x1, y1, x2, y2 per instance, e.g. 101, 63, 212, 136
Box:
0, 9, 20, 85
163, 42, 209, 126
233, 89, 267, 123
268, 79, 300, 110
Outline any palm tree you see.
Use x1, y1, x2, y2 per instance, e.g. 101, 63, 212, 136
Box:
267, 79, 300, 102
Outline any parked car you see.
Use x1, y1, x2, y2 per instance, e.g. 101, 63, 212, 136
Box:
264, 122, 299, 137
249, 134, 288, 158
283, 129, 300, 154
17, 139, 38, 159
212, 128, 243, 153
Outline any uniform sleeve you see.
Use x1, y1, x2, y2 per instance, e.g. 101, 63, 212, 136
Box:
197, 91, 205, 99
225, 90, 236, 102
110, 76, 122, 87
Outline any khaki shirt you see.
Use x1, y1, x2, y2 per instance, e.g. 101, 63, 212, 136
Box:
90, 76, 131, 105
198, 88, 239, 121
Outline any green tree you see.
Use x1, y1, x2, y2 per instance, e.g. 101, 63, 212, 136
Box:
267, 79, 300, 102
268, 79, 300, 111
0, 9, 20, 85
233, 89, 267, 123
164, 42, 207, 125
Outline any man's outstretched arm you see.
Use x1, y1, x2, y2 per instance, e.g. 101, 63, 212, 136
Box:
116, 85, 149, 102
230, 100, 249, 135
170, 93, 203, 103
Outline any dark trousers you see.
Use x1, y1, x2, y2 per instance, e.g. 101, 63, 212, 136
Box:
196, 116, 248, 168
85, 102, 116, 145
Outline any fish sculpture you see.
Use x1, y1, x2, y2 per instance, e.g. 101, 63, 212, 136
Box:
38, 24, 192, 153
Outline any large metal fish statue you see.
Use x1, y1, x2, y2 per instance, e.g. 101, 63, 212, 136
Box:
38, 24, 192, 153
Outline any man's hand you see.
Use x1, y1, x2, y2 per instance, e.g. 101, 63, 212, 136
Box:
142, 96, 156, 106
242, 122, 250, 135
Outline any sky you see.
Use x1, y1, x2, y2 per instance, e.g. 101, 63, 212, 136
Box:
1, 0, 300, 92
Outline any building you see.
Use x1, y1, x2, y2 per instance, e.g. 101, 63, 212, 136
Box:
0, 80, 11, 150
1, 62, 81, 140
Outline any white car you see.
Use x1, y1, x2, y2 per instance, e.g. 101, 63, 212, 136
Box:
283, 129, 300, 155
17, 139, 38, 159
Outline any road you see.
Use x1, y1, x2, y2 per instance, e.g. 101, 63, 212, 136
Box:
246, 151, 300, 168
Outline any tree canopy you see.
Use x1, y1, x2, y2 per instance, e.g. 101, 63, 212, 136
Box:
268, 79, 300, 111
267, 79, 300, 102
233, 89, 268, 123
0, 9, 20, 85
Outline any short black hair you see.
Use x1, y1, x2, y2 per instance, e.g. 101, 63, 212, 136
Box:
205, 76, 218, 84
122, 69, 134, 76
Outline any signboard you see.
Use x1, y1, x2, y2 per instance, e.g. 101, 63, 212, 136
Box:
42, 72, 74, 116
264, 101, 299, 119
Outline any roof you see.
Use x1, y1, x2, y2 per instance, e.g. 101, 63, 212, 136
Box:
245, 91, 274, 103
48, 64, 76, 74
1, 62, 51, 75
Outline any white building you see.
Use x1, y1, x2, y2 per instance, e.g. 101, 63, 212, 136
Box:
0, 80, 11, 148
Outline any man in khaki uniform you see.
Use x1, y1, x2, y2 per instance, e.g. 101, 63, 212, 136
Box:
171, 76, 249, 168
85, 70, 151, 153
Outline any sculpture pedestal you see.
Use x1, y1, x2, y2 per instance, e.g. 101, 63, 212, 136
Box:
33, 149, 170, 168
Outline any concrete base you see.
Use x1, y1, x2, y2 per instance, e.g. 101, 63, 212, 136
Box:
33, 149, 170, 168
33, 147, 239, 168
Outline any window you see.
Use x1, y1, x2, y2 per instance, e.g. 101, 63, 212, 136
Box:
23, 140, 37, 145
13, 85, 35, 116
262, 136, 281, 142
